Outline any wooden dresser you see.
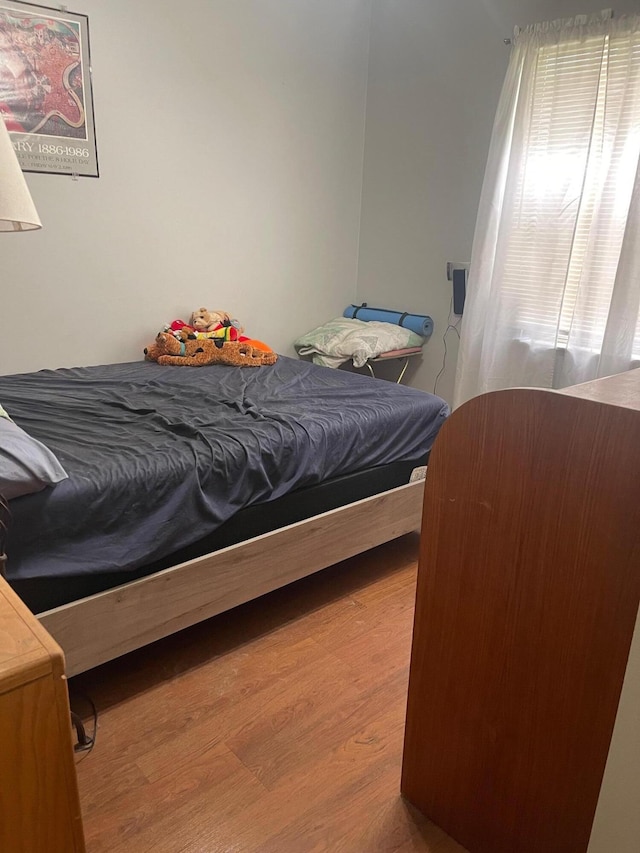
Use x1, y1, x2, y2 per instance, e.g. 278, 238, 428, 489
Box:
0, 575, 85, 853
402, 369, 640, 853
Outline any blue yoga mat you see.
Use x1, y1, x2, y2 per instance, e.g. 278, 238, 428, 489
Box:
343, 304, 434, 339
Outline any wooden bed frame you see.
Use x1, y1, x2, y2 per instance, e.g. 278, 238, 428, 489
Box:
38, 479, 424, 676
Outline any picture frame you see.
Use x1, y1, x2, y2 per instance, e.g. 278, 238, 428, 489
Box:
0, 1, 98, 176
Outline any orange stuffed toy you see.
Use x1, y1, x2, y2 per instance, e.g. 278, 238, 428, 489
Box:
144, 330, 277, 367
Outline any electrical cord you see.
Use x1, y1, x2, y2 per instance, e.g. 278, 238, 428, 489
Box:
70, 691, 98, 764
0, 492, 10, 579
433, 297, 461, 396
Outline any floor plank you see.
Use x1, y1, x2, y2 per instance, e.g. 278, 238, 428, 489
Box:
71, 533, 467, 853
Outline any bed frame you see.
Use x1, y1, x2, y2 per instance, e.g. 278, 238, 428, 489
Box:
38, 479, 424, 676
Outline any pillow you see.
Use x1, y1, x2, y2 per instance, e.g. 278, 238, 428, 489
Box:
0, 416, 68, 500
294, 317, 425, 368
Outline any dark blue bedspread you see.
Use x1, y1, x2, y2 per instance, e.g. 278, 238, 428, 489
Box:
0, 357, 448, 583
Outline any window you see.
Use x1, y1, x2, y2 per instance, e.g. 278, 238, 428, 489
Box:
455, 14, 640, 405
501, 30, 640, 353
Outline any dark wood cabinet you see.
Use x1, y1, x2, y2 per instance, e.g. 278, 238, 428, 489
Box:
402, 370, 640, 853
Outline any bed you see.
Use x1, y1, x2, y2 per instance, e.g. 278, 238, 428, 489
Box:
0, 355, 448, 675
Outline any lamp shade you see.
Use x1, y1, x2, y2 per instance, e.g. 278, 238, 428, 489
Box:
0, 116, 42, 232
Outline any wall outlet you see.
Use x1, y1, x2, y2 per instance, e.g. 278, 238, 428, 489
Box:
446, 261, 470, 281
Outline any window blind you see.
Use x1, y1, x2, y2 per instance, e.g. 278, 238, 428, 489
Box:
500, 28, 640, 355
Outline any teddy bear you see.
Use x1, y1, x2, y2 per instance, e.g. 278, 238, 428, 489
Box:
144, 330, 277, 367
187, 309, 276, 354
190, 308, 244, 340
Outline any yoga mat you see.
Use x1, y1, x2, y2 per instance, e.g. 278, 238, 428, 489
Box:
343, 305, 434, 339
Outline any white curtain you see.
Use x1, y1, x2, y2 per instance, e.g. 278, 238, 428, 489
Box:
454, 12, 640, 408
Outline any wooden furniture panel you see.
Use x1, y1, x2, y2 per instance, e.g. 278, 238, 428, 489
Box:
40, 479, 424, 676
402, 370, 640, 853
0, 577, 85, 853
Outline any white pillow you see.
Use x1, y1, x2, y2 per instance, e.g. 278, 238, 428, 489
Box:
0, 416, 68, 500
294, 317, 424, 368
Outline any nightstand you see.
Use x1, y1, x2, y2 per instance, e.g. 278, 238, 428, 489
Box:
0, 576, 85, 853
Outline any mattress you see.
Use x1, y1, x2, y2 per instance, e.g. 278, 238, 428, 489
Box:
0, 356, 448, 592
12, 459, 423, 613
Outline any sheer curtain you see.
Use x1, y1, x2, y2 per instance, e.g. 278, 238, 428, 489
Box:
454, 12, 640, 408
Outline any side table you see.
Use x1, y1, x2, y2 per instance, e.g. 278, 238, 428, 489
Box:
0, 575, 86, 852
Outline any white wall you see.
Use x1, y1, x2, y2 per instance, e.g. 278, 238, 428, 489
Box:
5, 1, 637, 385
355, 0, 636, 401
1, 0, 371, 374
355, 0, 566, 401
558, 1, 639, 15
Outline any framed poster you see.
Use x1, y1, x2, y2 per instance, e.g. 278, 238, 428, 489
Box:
0, 1, 98, 176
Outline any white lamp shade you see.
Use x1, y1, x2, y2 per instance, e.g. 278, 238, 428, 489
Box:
0, 116, 42, 232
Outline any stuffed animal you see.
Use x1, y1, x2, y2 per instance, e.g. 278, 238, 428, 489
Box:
190, 308, 245, 338
190, 307, 229, 332
163, 319, 195, 338
159, 310, 275, 353
144, 331, 277, 367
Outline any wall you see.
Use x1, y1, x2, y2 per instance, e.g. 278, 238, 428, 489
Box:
355, 0, 636, 401
558, 1, 639, 15
4, 1, 637, 384
1, 0, 371, 374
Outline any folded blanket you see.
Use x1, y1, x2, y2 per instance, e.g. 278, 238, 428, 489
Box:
294, 317, 424, 368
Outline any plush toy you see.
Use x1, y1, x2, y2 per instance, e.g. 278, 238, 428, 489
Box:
160, 310, 275, 353
163, 319, 195, 338
144, 330, 277, 367
188, 307, 278, 354
190, 308, 244, 339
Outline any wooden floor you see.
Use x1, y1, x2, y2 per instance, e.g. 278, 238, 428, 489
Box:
71, 533, 467, 853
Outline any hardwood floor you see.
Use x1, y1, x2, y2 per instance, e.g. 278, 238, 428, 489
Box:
70, 533, 467, 853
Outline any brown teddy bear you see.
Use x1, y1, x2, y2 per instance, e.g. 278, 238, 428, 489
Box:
191, 307, 229, 332
144, 331, 277, 367
188, 308, 276, 353
191, 308, 244, 341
